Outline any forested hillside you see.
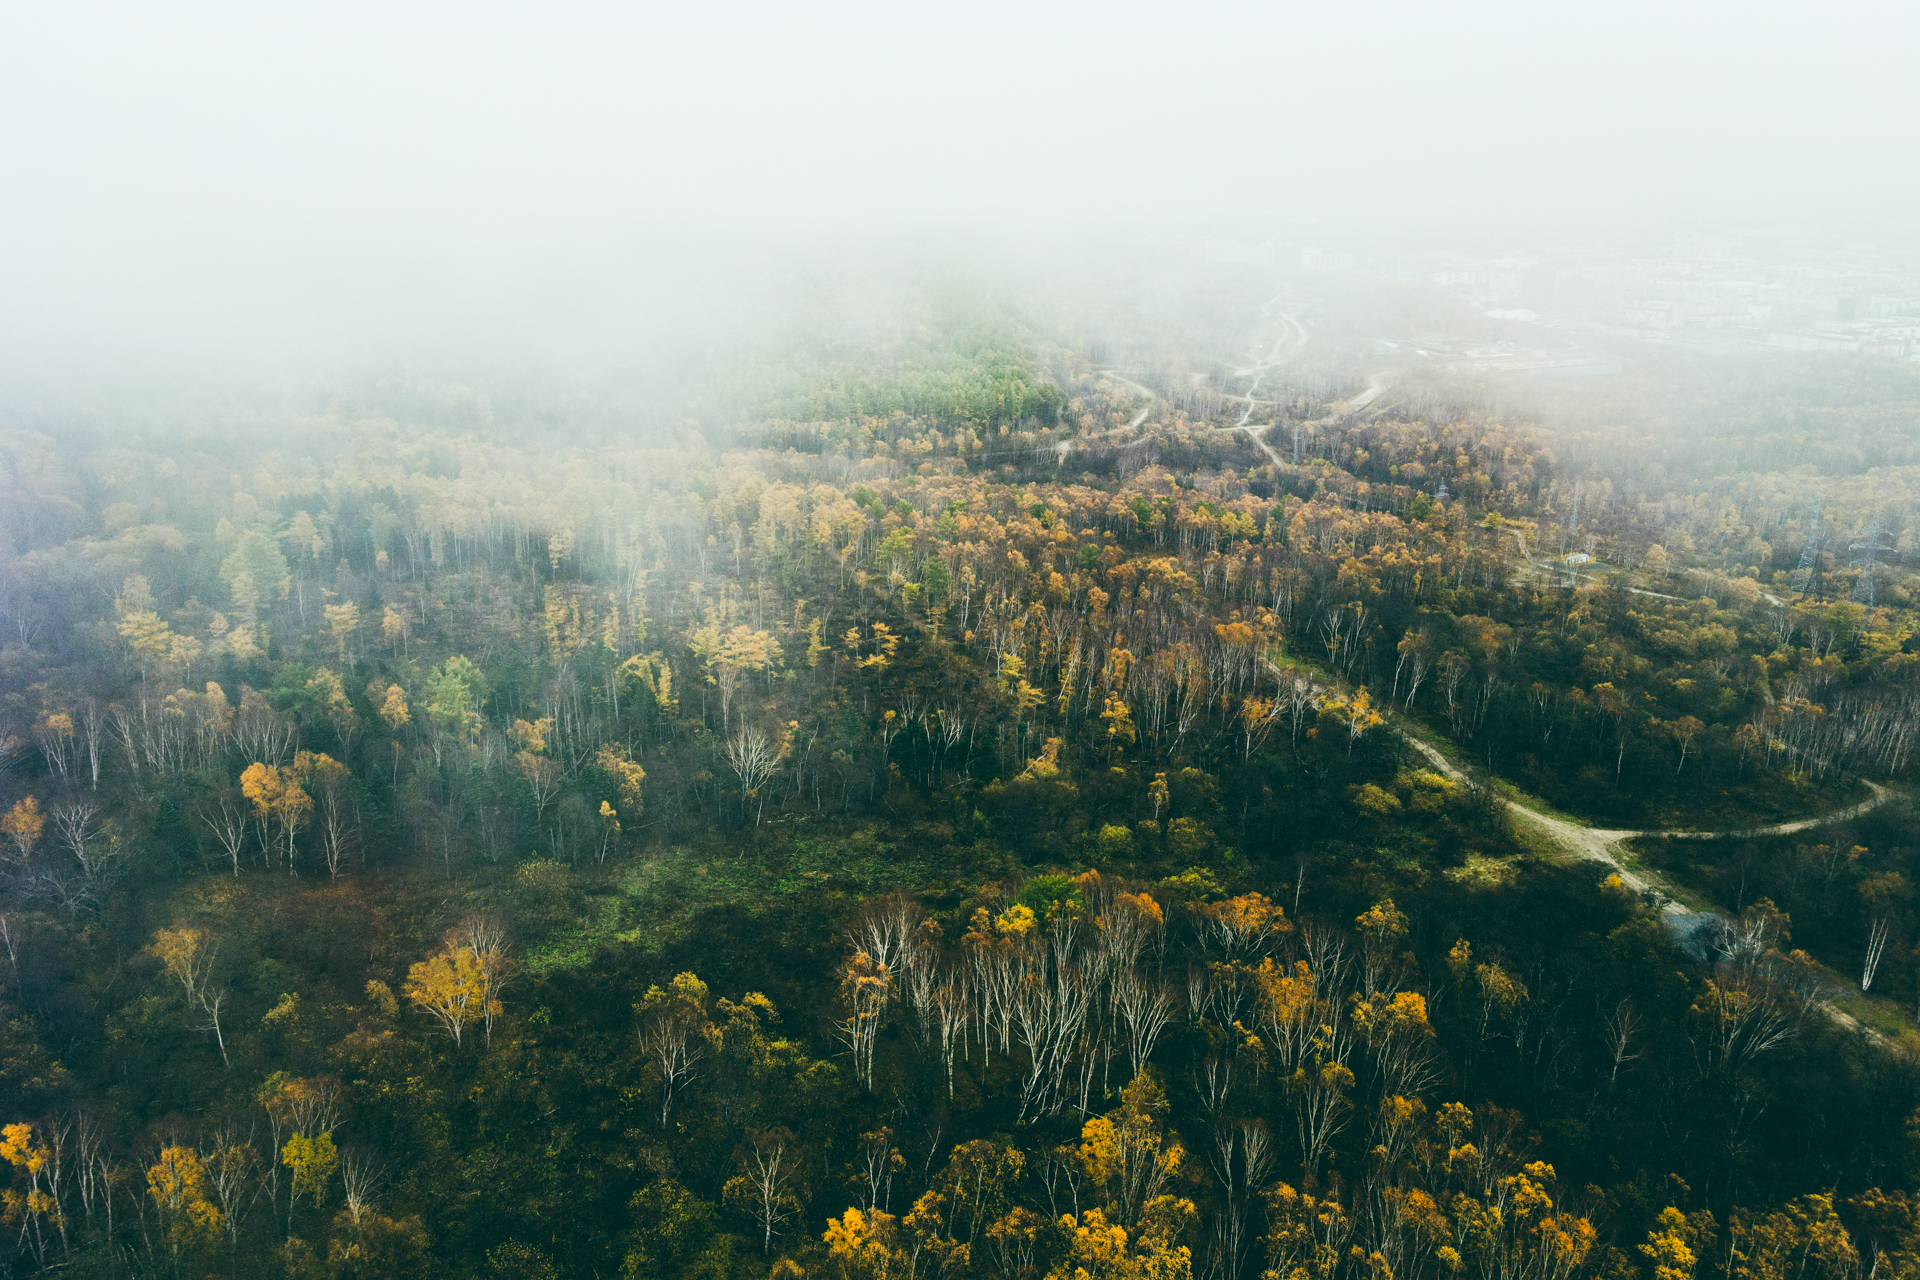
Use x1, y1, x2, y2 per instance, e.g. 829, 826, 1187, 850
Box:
0, 274, 1917, 1279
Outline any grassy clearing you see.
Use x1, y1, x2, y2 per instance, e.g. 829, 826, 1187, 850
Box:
515, 818, 1011, 975
1506, 812, 1581, 864
1444, 852, 1521, 889
1833, 990, 1914, 1039
1614, 837, 1717, 911
1491, 779, 1591, 828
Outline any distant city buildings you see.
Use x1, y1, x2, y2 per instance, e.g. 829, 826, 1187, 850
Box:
1401, 234, 1920, 360
1187, 230, 1918, 367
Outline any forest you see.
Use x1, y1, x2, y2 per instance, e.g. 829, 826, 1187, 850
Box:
1, 265, 1918, 1280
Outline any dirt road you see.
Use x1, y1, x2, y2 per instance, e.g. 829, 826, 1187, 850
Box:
1397, 726, 1903, 1042
1398, 732, 1895, 907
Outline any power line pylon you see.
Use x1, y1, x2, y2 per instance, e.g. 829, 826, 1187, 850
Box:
1848, 515, 1893, 609
1788, 502, 1822, 597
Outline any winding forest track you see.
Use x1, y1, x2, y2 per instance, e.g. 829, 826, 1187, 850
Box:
1200, 270, 1904, 1046
1393, 723, 1903, 1043
1397, 731, 1898, 903
1102, 371, 1158, 432
1087, 295, 1383, 471
1054, 371, 1160, 463
1212, 301, 1396, 467
1206, 303, 1310, 467
1265, 645, 1902, 1041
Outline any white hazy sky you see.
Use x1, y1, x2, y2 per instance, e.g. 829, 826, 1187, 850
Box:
2, 0, 1914, 372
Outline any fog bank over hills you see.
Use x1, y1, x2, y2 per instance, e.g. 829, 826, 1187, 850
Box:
4, 1, 1917, 386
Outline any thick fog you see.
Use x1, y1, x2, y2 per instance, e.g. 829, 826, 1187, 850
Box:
3, 0, 1916, 380
10, 9, 1920, 1267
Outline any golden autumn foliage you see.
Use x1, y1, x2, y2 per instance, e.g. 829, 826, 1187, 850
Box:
617, 651, 676, 713
1317, 686, 1385, 754
404, 944, 488, 1045
825, 1205, 910, 1280
510, 716, 554, 754
404, 926, 511, 1047
1078, 1074, 1187, 1237
150, 926, 216, 1003
1016, 737, 1064, 781
0, 797, 44, 863
323, 600, 359, 661
380, 604, 407, 648
596, 741, 647, 813
147, 1146, 224, 1246
14, 256, 1920, 1280
283, 1131, 338, 1209
1193, 891, 1289, 959
377, 682, 410, 730
1050, 1206, 1193, 1280
994, 903, 1037, 936
240, 760, 311, 827
0, 1121, 62, 1250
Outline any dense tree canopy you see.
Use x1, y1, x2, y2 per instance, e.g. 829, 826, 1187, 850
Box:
0, 274, 1916, 1278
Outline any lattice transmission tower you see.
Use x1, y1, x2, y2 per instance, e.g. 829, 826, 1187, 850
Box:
1788, 502, 1822, 596
1848, 516, 1893, 608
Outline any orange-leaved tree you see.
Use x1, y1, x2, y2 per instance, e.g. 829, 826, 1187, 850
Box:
1317, 686, 1385, 755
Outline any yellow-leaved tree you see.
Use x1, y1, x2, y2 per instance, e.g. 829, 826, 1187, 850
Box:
404, 923, 512, 1048
323, 600, 359, 667
376, 681, 410, 731
597, 800, 622, 865
1317, 686, 1385, 755
615, 652, 676, 716
282, 1131, 338, 1215
824, 1204, 911, 1280
0, 1122, 63, 1267
1077, 1073, 1190, 1237
692, 622, 780, 729
636, 971, 713, 1127
512, 717, 561, 825
1, 797, 44, 864
239, 760, 312, 873
381, 604, 408, 652
305, 752, 355, 878
373, 679, 410, 776
147, 1146, 224, 1253
150, 925, 231, 1065
596, 742, 647, 816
